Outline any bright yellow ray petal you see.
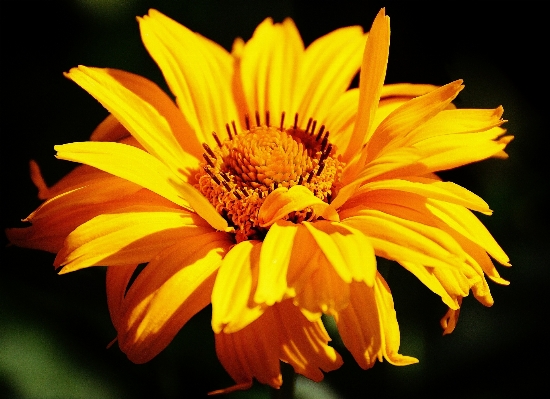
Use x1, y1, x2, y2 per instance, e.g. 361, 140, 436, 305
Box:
240, 18, 304, 121
55, 141, 231, 231
426, 200, 510, 266
359, 177, 492, 214
324, 89, 358, 152
303, 220, 376, 286
258, 185, 339, 227
119, 232, 230, 363
335, 281, 382, 369
66, 66, 200, 176
297, 26, 366, 123
211, 240, 265, 334
255, 221, 298, 306
139, 10, 240, 143
380, 83, 438, 98
55, 207, 213, 272
344, 209, 466, 269
373, 274, 418, 365
343, 8, 390, 162
366, 80, 464, 160
274, 301, 343, 381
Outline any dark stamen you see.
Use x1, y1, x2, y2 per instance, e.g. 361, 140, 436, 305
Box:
233, 190, 242, 200
232, 121, 238, 137
311, 120, 317, 136
280, 112, 285, 131
222, 180, 232, 192
306, 117, 313, 133
307, 173, 314, 183
226, 123, 232, 139
320, 135, 329, 153
316, 163, 325, 176
202, 143, 216, 159
265, 110, 270, 127
274, 181, 279, 189
255, 110, 261, 127
298, 175, 304, 185
204, 167, 221, 185
212, 132, 222, 147
220, 171, 231, 182
304, 210, 313, 221
316, 125, 325, 141
238, 188, 248, 197
294, 113, 298, 130
245, 114, 250, 130
202, 154, 214, 167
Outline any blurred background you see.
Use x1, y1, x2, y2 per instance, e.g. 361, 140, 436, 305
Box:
1, 1, 545, 398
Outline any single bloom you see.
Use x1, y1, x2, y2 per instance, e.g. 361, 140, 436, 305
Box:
7, 8, 512, 394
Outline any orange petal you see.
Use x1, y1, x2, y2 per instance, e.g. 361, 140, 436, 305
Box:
118, 232, 230, 363
213, 309, 282, 393
106, 264, 139, 332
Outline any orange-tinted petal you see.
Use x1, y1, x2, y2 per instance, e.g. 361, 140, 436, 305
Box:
213, 310, 282, 393
275, 300, 343, 381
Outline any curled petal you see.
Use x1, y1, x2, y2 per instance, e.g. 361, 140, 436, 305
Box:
258, 185, 339, 227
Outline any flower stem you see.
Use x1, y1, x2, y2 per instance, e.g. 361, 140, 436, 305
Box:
271, 363, 296, 399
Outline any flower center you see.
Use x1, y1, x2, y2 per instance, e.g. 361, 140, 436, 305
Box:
197, 112, 344, 242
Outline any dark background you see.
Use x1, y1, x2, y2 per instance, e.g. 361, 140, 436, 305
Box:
1, 1, 545, 398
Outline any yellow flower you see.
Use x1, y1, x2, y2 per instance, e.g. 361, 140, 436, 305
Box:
7, 8, 512, 394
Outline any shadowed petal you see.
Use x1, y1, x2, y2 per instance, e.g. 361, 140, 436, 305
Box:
118, 232, 231, 363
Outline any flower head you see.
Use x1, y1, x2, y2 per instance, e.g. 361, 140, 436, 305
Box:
7, 8, 511, 394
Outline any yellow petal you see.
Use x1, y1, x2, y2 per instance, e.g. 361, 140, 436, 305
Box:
274, 300, 343, 381
255, 221, 298, 306
55, 141, 231, 231
239, 18, 304, 121
380, 83, 438, 98
297, 26, 366, 123
373, 274, 418, 365
366, 80, 464, 159
90, 113, 131, 142
213, 310, 282, 393
119, 232, 230, 363
292, 250, 350, 319
359, 177, 492, 214
303, 220, 376, 286
335, 281, 382, 369
344, 209, 466, 269
343, 8, 390, 162
211, 240, 265, 334
139, 10, 240, 142
426, 200, 510, 266
66, 66, 201, 176
324, 89, 359, 152
55, 208, 213, 272
258, 185, 339, 227
440, 297, 462, 335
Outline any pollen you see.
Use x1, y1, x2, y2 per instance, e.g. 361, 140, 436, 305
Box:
197, 112, 344, 242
